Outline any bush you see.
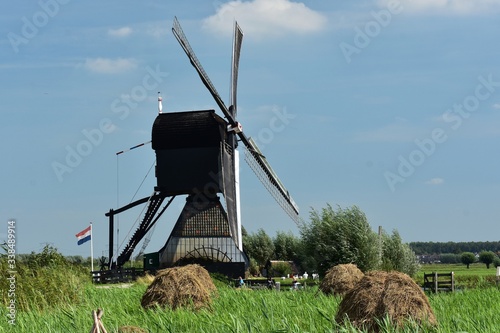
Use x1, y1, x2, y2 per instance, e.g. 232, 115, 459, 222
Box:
270, 262, 292, 277
247, 257, 259, 276
381, 230, 420, 277
461, 252, 477, 268
0, 245, 89, 311
301, 205, 380, 276
439, 253, 461, 264
479, 251, 497, 269
494, 257, 500, 268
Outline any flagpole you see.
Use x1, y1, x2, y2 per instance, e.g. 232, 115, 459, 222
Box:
90, 222, 94, 272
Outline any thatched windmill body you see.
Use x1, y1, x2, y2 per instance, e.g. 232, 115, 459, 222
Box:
105, 17, 299, 277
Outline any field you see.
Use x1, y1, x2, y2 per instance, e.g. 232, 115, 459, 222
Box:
416, 263, 499, 289
2, 264, 500, 333
418, 263, 498, 278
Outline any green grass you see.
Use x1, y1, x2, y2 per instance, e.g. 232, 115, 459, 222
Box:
416, 263, 499, 289
3, 279, 500, 333
1, 283, 340, 333
2, 258, 500, 332
418, 263, 497, 277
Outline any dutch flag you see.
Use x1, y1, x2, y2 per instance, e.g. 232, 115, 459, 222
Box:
76, 225, 91, 245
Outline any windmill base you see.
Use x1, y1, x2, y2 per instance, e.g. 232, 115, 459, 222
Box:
156, 195, 249, 278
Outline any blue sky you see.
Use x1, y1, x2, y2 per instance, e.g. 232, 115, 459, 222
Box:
2, 0, 500, 258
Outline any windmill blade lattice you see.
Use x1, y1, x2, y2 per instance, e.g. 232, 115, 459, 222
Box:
244, 138, 300, 226
172, 17, 233, 126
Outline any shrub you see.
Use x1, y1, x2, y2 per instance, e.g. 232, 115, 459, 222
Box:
270, 261, 292, 277
381, 230, 420, 277
0, 245, 89, 311
461, 252, 477, 268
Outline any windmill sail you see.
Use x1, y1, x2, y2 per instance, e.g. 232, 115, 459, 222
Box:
230, 21, 243, 117
172, 17, 232, 126
229, 21, 244, 250
172, 17, 299, 226
244, 138, 300, 225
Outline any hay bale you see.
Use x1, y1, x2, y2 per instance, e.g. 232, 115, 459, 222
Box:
319, 264, 364, 296
335, 271, 437, 332
136, 273, 155, 286
141, 264, 216, 310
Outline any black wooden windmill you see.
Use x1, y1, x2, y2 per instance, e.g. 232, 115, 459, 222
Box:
105, 17, 299, 277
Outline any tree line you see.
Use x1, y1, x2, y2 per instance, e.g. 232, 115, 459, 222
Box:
409, 241, 500, 255
243, 204, 420, 277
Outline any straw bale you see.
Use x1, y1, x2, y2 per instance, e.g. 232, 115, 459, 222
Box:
335, 271, 437, 332
141, 264, 216, 310
136, 273, 155, 286
319, 264, 364, 296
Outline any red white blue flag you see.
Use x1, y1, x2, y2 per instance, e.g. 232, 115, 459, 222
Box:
76, 225, 91, 245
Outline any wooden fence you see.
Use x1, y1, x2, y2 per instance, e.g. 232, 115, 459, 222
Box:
423, 272, 454, 293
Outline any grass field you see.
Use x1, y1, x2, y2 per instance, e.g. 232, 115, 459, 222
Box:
416, 263, 499, 289
2, 271, 500, 333
418, 263, 498, 277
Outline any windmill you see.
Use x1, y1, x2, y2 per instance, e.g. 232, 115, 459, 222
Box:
104, 17, 299, 278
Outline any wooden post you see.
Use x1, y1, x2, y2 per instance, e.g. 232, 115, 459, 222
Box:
451, 271, 455, 292
90, 309, 108, 333
91, 310, 100, 333
434, 272, 438, 293
496, 266, 500, 286
108, 210, 114, 269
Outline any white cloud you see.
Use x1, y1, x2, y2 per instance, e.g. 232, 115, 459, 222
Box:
108, 27, 132, 37
492, 103, 500, 109
378, 0, 500, 15
242, 104, 286, 123
425, 178, 444, 185
84, 58, 137, 74
146, 22, 168, 39
202, 0, 327, 39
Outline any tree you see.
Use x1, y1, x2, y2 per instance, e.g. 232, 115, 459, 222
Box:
295, 239, 318, 274
300, 204, 380, 276
410, 241, 500, 255
494, 257, 500, 268
243, 228, 274, 269
273, 231, 300, 261
241, 225, 248, 237
380, 229, 420, 277
439, 253, 461, 264
479, 251, 497, 269
270, 261, 293, 277
247, 257, 259, 276
461, 252, 476, 269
